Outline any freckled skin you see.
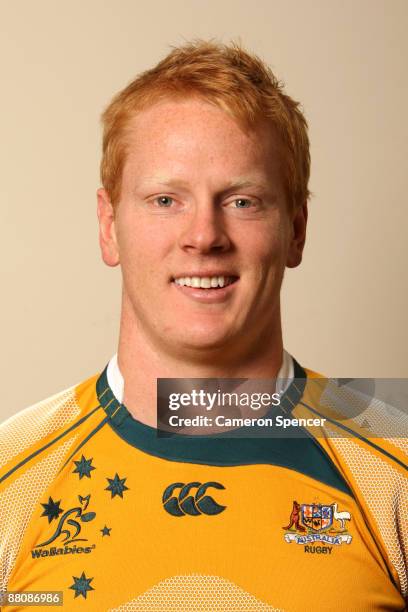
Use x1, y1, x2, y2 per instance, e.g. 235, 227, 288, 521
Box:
97, 98, 307, 423
99, 99, 305, 358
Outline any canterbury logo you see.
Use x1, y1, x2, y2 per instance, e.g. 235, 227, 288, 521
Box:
162, 481, 226, 516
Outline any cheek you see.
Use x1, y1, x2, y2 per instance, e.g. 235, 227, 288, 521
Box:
245, 219, 289, 274
116, 214, 172, 286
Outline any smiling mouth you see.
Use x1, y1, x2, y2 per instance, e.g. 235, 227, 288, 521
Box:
171, 275, 239, 289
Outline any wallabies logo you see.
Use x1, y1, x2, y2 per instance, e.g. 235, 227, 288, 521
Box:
35, 495, 96, 548
163, 482, 226, 517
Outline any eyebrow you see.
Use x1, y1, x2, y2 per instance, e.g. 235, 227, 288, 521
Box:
143, 176, 190, 190
224, 179, 269, 191
142, 176, 271, 194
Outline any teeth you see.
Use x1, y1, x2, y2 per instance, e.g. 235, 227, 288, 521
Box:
174, 276, 235, 288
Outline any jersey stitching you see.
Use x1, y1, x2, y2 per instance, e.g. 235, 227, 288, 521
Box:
58, 415, 111, 473
299, 400, 408, 472
0, 405, 103, 485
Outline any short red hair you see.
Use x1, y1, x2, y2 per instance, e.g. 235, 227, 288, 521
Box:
100, 40, 310, 209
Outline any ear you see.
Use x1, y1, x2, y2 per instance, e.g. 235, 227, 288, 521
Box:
286, 201, 308, 268
97, 188, 120, 267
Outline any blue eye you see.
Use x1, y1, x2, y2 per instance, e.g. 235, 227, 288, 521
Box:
156, 196, 173, 207
234, 198, 252, 208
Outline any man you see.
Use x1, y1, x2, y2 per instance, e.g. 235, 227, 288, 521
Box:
0, 41, 406, 610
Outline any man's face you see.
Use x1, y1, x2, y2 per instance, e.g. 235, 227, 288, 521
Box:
98, 98, 307, 359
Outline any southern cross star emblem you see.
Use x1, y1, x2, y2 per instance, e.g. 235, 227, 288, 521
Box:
105, 473, 129, 499
73, 455, 96, 479
101, 525, 111, 536
69, 571, 94, 599
40, 497, 63, 523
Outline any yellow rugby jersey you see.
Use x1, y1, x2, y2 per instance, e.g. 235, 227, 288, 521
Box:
0, 361, 407, 611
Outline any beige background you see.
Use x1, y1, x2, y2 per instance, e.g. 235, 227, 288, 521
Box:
1, 0, 407, 421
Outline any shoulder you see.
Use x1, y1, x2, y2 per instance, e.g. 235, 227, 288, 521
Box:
303, 366, 325, 378
298, 370, 408, 597
301, 373, 408, 463
0, 374, 100, 478
0, 373, 102, 591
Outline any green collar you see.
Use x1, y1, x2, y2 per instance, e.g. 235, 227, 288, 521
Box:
96, 360, 352, 496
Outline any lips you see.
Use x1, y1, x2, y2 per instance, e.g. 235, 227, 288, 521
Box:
171, 273, 239, 303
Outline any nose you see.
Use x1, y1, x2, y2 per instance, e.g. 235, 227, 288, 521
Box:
178, 201, 231, 254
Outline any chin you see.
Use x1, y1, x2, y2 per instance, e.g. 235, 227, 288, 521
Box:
172, 325, 235, 353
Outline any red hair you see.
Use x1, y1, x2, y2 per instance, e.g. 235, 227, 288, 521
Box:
100, 40, 310, 209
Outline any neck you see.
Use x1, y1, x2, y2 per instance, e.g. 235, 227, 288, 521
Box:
117, 306, 284, 428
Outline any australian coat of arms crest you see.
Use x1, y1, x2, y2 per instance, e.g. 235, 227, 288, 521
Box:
283, 500, 352, 545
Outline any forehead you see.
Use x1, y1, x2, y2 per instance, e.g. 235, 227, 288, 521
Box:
122, 98, 283, 188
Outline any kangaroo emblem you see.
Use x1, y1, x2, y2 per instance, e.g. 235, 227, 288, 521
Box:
283, 500, 306, 532
35, 495, 96, 547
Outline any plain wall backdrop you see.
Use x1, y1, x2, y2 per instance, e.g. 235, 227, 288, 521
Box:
1, 0, 407, 421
